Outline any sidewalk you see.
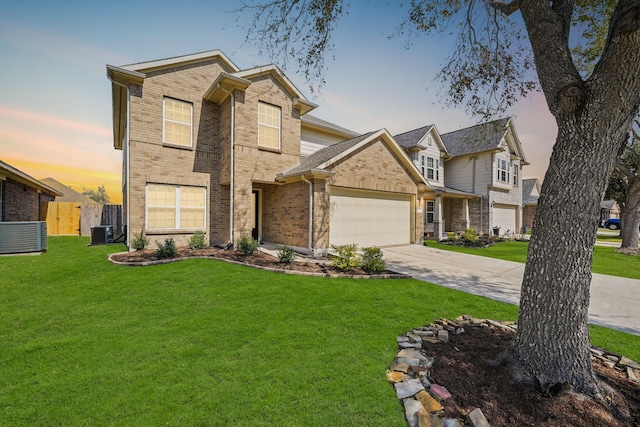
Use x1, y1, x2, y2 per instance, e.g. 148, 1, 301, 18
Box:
383, 245, 640, 336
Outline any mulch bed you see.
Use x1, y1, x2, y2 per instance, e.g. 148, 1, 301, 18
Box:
426, 324, 640, 426
109, 246, 402, 277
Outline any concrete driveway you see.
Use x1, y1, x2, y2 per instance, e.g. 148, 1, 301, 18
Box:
383, 244, 640, 336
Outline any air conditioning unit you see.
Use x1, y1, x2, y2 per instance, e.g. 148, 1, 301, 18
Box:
91, 225, 114, 245
0, 221, 47, 254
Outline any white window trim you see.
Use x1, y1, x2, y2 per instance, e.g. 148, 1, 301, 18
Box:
420, 155, 425, 176
496, 157, 510, 184
163, 97, 193, 147
426, 200, 435, 224
146, 183, 206, 231
258, 101, 282, 150
513, 163, 519, 187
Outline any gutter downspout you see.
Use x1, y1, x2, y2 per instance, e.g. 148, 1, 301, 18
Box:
109, 77, 131, 250
300, 175, 313, 253
219, 84, 235, 245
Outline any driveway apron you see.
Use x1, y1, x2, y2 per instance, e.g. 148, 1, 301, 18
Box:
383, 245, 640, 336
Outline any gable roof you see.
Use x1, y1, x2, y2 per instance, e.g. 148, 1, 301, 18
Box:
394, 124, 449, 155
522, 178, 540, 205
40, 178, 95, 203
118, 50, 240, 74
278, 129, 426, 185
0, 160, 61, 197
440, 117, 529, 164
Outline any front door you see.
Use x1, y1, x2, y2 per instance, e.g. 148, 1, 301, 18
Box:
251, 190, 259, 241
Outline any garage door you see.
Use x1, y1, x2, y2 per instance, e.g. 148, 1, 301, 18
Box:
493, 204, 518, 234
329, 188, 411, 247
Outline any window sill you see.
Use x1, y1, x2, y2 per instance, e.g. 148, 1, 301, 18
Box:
162, 142, 194, 151
145, 228, 206, 235
257, 146, 282, 154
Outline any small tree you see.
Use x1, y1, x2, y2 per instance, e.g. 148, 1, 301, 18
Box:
82, 185, 111, 204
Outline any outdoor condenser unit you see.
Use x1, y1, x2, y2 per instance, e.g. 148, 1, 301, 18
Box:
91, 225, 114, 245
0, 221, 48, 254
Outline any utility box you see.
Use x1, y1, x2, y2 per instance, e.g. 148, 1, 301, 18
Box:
91, 225, 114, 245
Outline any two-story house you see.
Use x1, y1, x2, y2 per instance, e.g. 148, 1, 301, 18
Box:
107, 50, 428, 254
440, 118, 528, 235
394, 125, 481, 239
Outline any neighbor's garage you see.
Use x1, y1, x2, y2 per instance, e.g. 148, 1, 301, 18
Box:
493, 203, 519, 234
329, 187, 411, 247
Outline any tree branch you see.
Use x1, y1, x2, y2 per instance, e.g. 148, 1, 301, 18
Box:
489, 0, 520, 17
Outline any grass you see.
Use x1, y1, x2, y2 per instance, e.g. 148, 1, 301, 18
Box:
1, 237, 639, 426
425, 240, 640, 280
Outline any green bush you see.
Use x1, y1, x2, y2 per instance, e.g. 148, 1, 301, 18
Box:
155, 238, 177, 259
236, 234, 260, 255
462, 228, 478, 242
131, 230, 150, 250
331, 244, 361, 272
277, 245, 296, 264
188, 231, 206, 250
446, 232, 458, 241
361, 246, 386, 273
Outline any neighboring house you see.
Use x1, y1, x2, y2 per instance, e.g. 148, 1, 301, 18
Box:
439, 118, 528, 235
600, 200, 620, 225
40, 178, 95, 204
107, 50, 428, 254
0, 159, 61, 222
394, 125, 481, 238
522, 178, 541, 230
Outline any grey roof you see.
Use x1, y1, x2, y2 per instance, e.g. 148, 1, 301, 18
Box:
301, 114, 360, 137
522, 178, 539, 206
282, 132, 376, 177
40, 178, 96, 203
601, 200, 617, 210
394, 125, 434, 149
436, 185, 481, 198
0, 159, 61, 196
440, 118, 511, 156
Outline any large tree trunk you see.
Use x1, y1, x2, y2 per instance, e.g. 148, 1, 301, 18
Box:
620, 181, 640, 249
511, 1, 640, 395
509, 120, 623, 395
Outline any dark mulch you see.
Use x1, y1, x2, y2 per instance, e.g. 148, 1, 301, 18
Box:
109, 247, 399, 276
426, 325, 640, 427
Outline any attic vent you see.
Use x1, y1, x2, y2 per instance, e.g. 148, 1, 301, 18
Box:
0, 221, 47, 254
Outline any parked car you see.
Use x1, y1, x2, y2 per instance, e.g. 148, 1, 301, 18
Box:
603, 218, 621, 230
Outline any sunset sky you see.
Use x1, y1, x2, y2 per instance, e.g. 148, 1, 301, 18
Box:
0, 1, 557, 205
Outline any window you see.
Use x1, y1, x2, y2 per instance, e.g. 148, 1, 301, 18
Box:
426, 157, 439, 181
426, 200, 434, 223
258, 102, 281, 150
163, 98, 193, 147
513, 163, 519, 186
147, 183, 206, 230
496, 157, 510, 184
420, 155, 425, 175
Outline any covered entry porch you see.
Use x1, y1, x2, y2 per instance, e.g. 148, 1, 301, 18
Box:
423, 187, 481, 240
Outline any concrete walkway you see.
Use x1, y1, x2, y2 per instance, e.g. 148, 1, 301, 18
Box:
383, 245, 640, 336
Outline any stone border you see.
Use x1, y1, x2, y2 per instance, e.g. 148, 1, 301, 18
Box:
388, 316, 640, 427
107, 252, 410, 279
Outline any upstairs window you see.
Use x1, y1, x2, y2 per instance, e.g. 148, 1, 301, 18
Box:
420, 155, 425, 175
513, 163, 519, 186
163, 98, 193, 147
258, 102, 281, 150
496, 158, 510, 184
426, 157, 440, 181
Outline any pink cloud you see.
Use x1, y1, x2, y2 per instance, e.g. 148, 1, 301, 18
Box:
0, 106, 111, 137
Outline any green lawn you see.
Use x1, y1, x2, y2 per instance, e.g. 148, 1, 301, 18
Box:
425, 240, 640, 280
1, 237, 638, 426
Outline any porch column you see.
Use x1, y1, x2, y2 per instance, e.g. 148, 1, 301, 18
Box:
463, 198, 470, 230
434, 195, 443, 239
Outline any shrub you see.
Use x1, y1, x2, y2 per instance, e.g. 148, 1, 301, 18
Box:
156, 238, 177, 259
331, 244, 361, 272
277, 245, 296, 264
462, 228, 478, 243
361, 246, 386, 273
188, 231, 206, 250
446, 232, 458, 241
236, 234, 260, 255
131, 230, 150, 250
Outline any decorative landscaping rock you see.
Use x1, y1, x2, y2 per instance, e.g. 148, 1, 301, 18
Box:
387, 316, 640, 427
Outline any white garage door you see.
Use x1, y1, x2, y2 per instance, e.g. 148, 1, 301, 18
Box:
493, 204, 518, 234
329, 188, 411, 247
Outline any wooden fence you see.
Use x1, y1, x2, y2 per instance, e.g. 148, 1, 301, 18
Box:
42, 202, 123, 237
